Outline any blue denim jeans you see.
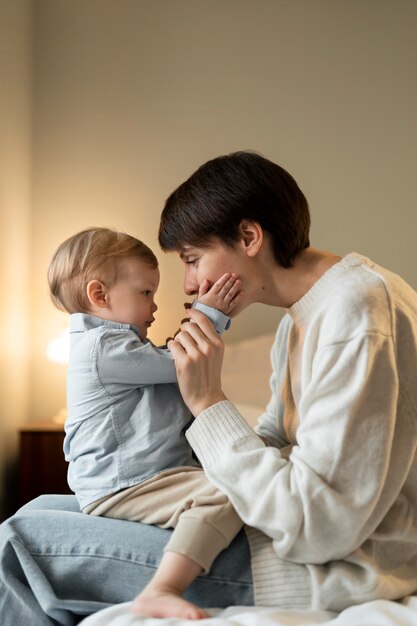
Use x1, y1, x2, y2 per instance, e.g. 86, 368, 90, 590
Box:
0, 495, 253, 625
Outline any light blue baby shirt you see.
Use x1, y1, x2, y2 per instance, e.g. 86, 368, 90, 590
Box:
65, 305, 230, 509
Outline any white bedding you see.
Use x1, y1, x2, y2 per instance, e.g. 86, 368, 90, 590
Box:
81, 597, 417, 626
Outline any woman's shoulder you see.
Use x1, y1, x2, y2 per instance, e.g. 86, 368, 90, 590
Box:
315, 258, 395, 343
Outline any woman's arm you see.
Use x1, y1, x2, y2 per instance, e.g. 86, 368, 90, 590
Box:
170, 311, 404, 565
255, 316, 292, 448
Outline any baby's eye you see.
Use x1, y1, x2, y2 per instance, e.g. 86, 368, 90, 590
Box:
142, 290, 152, 296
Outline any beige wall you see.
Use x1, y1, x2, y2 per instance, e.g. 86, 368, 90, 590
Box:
1, 1, 416, 507
0, 0, 32, 517
31, 0, 417, 423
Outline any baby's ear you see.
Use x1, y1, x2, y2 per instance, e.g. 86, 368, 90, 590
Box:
86, 280, 108, 308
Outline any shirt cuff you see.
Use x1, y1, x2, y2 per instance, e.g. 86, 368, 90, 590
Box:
191, 300, 231, 334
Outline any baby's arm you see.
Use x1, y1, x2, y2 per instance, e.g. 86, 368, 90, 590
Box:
197, 273, 241, 316
166, 275, 241, 341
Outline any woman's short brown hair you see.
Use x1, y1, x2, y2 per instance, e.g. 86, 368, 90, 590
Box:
48, 227, 158, 313
159, 151, 310, 268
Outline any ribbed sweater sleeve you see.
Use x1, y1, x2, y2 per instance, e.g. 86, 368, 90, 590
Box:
186, 400, 258, 464
186, 401, 312, 608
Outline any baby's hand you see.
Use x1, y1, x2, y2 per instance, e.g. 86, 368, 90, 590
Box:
197, 273, 241, 315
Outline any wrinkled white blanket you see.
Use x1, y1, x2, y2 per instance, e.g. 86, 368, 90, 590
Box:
81, 597, 417, 626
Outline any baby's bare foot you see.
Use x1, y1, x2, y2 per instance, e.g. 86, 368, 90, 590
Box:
132, 586, 208, 620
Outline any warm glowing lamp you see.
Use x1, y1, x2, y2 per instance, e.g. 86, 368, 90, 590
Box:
46, 327, 70, 364
46, 327, 70, 423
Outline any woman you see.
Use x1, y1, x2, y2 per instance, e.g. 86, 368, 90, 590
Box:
1, 151, 417, 624
160, 151, 417, 610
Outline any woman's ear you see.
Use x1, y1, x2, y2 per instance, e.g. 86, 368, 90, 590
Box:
86, 279, 108, 308
238, 220, 263, 257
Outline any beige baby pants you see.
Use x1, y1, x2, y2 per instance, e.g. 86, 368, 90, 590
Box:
84, 467, 243, 573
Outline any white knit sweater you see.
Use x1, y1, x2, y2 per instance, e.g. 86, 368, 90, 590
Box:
187, 253, 417, 611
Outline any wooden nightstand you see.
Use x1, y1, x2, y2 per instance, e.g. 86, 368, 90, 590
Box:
18, 421, 73, 506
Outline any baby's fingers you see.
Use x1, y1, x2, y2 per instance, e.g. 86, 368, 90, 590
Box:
216, 275, 241, 303
219, 276, 241, 298
205, 273, 230, 295
198, 279, 210, 298
212, 273, 239, 293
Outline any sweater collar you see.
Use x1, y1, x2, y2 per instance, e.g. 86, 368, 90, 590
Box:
287, 252, 371, 324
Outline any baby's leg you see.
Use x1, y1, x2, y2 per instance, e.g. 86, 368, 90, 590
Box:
132, 470, 243, 619
87, 468, 242, 620
132, 551, 207, 619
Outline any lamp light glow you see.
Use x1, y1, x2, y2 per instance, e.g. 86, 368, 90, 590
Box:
46, 328, 70, 364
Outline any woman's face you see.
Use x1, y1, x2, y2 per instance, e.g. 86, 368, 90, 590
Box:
178, 238, 254, 317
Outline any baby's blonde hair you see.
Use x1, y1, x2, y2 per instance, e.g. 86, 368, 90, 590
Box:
48, 227, 158, 313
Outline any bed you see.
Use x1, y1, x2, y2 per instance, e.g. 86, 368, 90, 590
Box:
78, 332, 417, 626
81, 596, 417, 626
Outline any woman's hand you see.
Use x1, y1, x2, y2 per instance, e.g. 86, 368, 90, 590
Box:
168, 308, 227, 416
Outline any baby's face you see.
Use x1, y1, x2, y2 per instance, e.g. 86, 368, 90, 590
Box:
106, 258, 160, 339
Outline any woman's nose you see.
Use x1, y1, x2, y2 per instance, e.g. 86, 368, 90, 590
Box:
183, 273, 198, 296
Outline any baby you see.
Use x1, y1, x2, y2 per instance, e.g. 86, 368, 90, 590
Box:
47, 227, 243, 620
